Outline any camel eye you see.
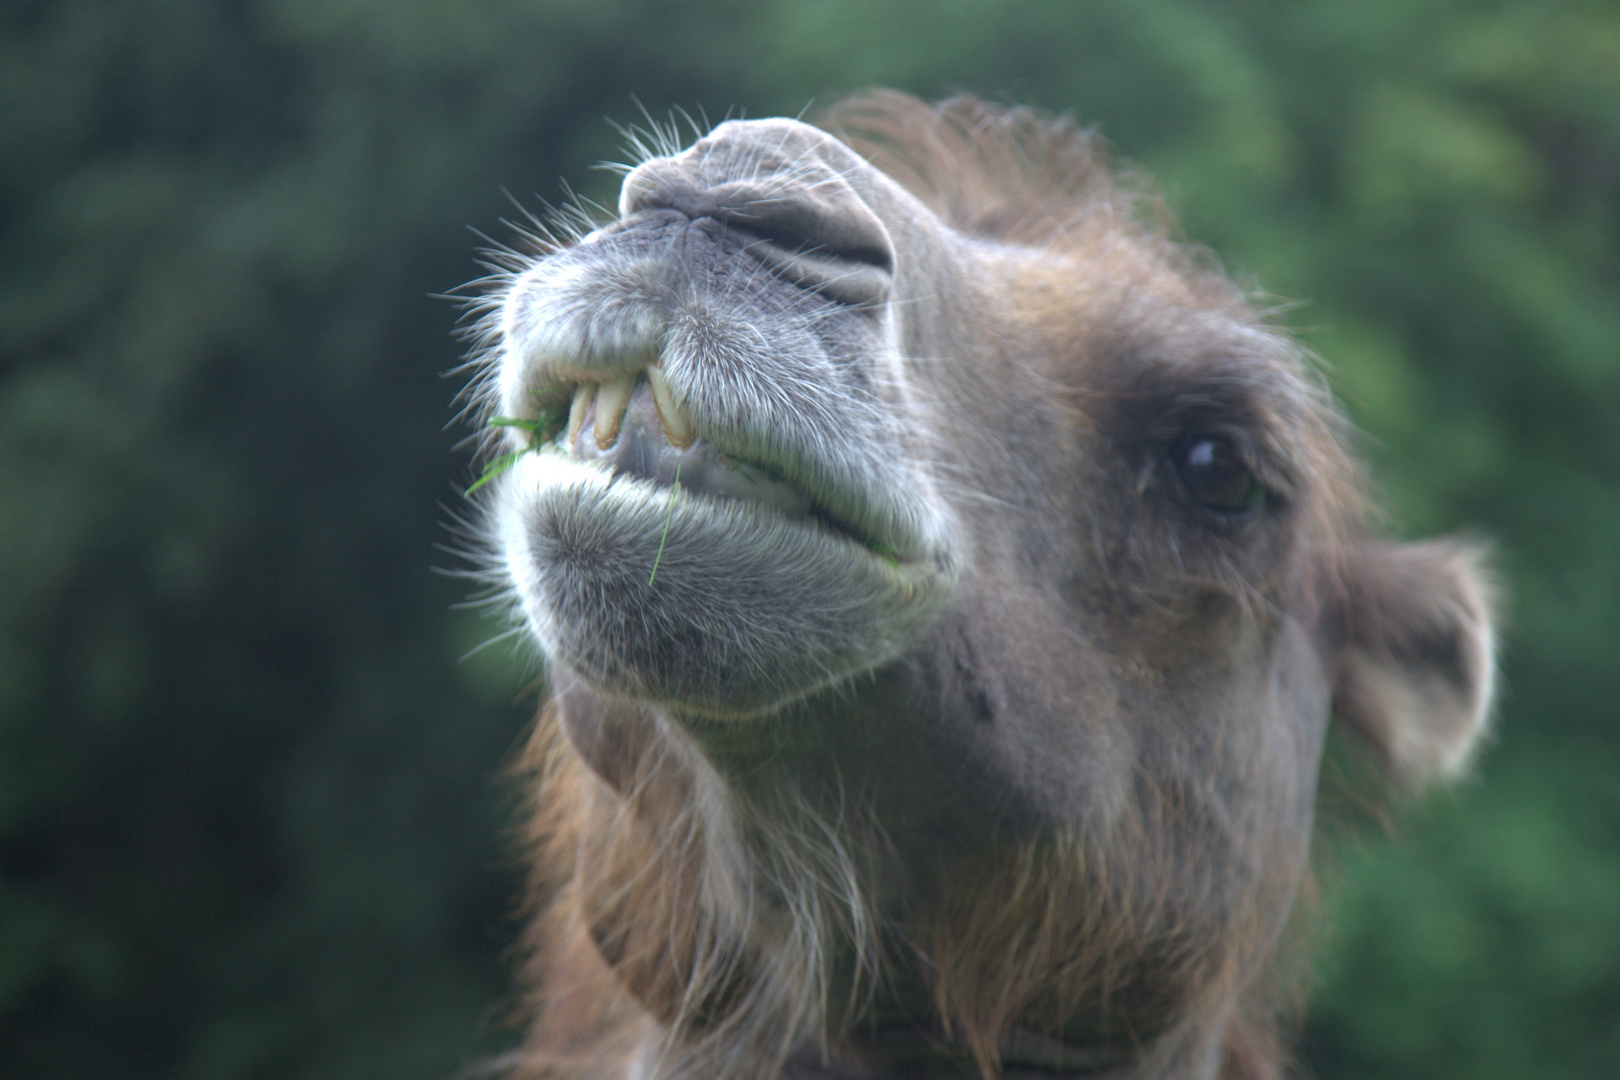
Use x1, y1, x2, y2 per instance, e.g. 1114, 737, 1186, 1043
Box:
1173, 434, 1267, 515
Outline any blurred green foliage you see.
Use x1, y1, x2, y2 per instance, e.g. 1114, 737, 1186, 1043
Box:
1, 1, 1615, 1077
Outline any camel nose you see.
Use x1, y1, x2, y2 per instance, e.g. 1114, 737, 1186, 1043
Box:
617, 117, 897, 278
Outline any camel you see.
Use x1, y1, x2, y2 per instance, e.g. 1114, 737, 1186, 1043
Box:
462, 92, 1495, 1080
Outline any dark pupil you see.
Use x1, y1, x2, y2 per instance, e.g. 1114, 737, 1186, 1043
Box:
1178, 436, 1266, 513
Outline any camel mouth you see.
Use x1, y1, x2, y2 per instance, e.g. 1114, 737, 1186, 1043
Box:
492, 359, 955, 717
505, 363, 921, 566
487, 206, 963, 714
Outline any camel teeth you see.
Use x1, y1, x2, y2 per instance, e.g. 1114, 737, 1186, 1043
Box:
567, 382, 594, 445
645, 364, 695, 449
593, 373, 635, 448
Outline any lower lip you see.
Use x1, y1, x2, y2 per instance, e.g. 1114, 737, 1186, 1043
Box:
500, 450, 945, 715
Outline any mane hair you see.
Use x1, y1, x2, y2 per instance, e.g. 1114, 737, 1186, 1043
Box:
510, 705, 889, 1080
819, 92, 1213, 290
509, 709, 1309, 1079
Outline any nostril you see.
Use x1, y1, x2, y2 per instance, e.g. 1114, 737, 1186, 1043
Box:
617, 119, 898, 299
713, 209, 895, 309
649, 193, 894, 275
727, 216, 894, 274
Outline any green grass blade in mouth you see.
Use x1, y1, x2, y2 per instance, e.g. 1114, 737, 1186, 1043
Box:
464, 410, 563, 496
488, 414, 544, 433
648, 460, 682, 587
465, 449, 527, 495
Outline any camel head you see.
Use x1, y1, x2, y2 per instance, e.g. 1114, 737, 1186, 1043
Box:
465, 93, 1495, 1080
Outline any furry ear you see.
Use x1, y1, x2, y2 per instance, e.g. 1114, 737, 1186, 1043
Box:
1324, 539, 1498, 788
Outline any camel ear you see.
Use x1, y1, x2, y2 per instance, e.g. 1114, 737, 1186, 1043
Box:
1326, 540, 1498, 788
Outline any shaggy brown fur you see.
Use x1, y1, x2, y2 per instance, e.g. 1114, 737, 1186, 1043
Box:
476, 94, 1495, 1080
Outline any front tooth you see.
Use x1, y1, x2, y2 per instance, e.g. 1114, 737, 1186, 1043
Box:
645, 364, 695, 449
593, 373, 635, 448
567, 383, 594, 445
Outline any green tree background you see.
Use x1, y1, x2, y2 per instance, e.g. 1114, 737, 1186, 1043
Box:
2, 1, 1616, 1077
